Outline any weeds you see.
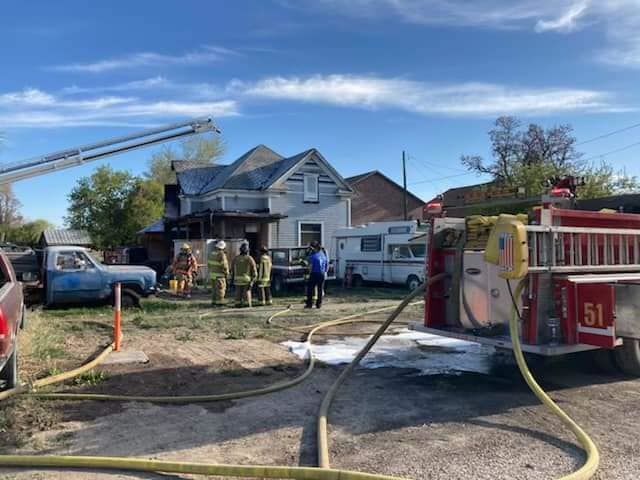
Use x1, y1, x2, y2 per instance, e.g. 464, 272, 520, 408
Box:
72, 370, 108, 386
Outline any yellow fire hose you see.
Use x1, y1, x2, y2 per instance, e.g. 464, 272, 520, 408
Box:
0, 277, 599, 479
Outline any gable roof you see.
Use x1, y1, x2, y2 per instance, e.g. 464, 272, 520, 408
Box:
346, 170, 424, 203
176, 145, 352, 195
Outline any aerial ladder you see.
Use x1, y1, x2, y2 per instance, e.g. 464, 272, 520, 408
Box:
0, 117, 220, 185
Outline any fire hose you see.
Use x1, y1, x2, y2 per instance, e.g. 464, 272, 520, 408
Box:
0, 274, 598, 479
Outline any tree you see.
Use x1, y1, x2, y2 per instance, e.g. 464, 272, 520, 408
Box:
461, 116, 638, 198
5, 219, 54, 246
146, 134, 225, 185
65, 166, 163, 249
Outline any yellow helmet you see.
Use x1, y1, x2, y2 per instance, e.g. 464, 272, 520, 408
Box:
181, 243, 191, 252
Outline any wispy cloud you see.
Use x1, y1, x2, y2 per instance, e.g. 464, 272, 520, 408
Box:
292, 1, 640, 69
0, 87, 238, 128
48, 45, 237, 73
232, 74, 620, 116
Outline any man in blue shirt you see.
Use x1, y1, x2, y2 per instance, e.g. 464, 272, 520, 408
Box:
305, 241, 328, 309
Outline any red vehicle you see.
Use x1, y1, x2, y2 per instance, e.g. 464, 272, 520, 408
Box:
415, 188, 640, 376
0, 250, 25, 390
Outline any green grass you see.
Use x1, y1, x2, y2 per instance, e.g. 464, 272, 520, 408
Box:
72, 370, 108, 386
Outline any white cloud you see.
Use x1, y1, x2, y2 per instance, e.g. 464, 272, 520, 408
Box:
0, 87, 238, 128
294, 1, 640, 68
534, 2, 589, 32
48, 45, 237, 73
234, 74, 618, 116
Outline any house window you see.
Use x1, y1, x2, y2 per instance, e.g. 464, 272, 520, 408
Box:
299, 222, 322, 246
360, 235, 382, 252
303, 174, 319, 202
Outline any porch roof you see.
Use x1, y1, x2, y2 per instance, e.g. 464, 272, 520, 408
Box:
171, 209, 287, 224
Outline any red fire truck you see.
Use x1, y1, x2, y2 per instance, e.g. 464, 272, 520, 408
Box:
415, 185, 640, 375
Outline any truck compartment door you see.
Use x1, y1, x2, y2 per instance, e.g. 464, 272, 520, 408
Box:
574, 283, 616, 349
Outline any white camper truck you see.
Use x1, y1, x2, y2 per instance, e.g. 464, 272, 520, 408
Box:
333, 221, 428, 289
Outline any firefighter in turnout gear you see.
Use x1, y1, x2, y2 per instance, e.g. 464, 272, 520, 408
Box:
172, 243, 198, 298
257, 246, 273, 306
298, 246, 317, 303
232, 243, 257, 307
208, 240, 229, 306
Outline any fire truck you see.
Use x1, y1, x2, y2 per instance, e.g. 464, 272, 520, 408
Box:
414, 179, 640, 376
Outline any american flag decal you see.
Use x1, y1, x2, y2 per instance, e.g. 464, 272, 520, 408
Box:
498, 232, 514, 272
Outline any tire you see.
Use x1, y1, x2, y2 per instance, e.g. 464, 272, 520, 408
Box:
120, 289, 141, 309
1, 343, 18, 391
614, 338, 640, 376
351, 275, 363, 288
589, 349, 620, 374
272, 276, 286, 295
19, 305, 26, 330
406, 275, 421, 291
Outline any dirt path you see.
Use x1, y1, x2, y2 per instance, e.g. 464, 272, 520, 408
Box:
2, 296, 640, 479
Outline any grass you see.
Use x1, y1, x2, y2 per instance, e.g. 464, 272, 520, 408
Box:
72, 370, 108, 387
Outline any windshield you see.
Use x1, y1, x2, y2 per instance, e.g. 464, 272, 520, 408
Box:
410, 244, 426, 258
290, 248, 308, 262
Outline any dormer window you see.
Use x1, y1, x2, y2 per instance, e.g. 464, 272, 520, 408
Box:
304, 173, 319, 202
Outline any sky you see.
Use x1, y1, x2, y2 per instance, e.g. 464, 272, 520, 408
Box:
2, 0, 640, 225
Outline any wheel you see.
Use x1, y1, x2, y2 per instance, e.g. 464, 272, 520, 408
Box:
1, 343, 18, 390
351, 275, 363, 288
120, 289, 141, 309
589, 349, 619, 374
272, 276, 286, 295
614, 338, 640, 376
406, 275, 421, 291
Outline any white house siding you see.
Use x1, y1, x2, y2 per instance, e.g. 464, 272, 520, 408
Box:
269, 157, 349, 257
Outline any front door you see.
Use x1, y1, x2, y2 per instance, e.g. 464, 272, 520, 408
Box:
49, 251, 103, 304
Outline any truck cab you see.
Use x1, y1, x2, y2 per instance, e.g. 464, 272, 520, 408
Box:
44, 246, 157, 307
269, 247, 335, 293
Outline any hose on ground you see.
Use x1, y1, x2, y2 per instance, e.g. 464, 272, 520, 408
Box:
0, 276, 599, 479
507, 279, 599, 480
316, 275, 443, 468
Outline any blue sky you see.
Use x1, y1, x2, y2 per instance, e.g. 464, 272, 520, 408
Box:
1, 0, 640, 225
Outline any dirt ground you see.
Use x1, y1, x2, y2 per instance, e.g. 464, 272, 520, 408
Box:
1, 285, 639, 480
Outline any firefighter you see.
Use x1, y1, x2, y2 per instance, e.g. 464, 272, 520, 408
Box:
208, 240, 229, 306
297, 247, 316, 304
172, 243, 198, 298
305, 241, 328, 309
257, 246, 273, 306
232, 243, 257, 307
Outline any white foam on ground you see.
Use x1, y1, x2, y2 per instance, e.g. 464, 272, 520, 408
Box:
283, 328, 493, 375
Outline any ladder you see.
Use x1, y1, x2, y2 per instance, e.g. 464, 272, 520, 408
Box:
0, 117, 219, 185
527, 225, 640, 273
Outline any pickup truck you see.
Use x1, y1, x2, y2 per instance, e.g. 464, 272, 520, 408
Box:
0, 250, 24, 390
5, 246, 156, 307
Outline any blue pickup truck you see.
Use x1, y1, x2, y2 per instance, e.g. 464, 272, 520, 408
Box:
7, 246, 157, 307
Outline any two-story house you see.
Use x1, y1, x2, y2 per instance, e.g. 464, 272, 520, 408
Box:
163, 144, 353, 258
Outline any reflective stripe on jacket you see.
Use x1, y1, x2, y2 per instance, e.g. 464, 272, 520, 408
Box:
208, 250, 229, 279
257, 254, 272, 286
233, 254, 257, 286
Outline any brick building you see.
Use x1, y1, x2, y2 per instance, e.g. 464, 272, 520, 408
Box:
346, 170, 424, 225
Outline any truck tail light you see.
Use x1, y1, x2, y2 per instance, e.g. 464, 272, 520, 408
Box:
0, 307, 7, 341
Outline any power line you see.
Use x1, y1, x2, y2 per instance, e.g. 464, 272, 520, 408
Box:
408, 154, 468, 174
582, 139, 640, 163
577, 121, 640, 146
408, 171, 477, 186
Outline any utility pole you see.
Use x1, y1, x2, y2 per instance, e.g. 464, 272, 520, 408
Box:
402, 150, 408, 220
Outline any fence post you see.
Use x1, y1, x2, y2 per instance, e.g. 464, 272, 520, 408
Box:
114, 282, 122, 352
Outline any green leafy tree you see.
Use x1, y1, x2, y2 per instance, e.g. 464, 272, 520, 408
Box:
65, 166, 163, 248
146, 134, 225, 185
4, 219, 54, 246
461, 116, 638, 199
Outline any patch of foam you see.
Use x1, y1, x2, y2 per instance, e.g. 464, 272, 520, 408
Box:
283, 328, 493, 375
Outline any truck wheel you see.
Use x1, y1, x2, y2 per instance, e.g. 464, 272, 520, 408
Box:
406, 275, 421, 291
614, 338, 640, 376
272, 276, 286, 295
1, 344, 18, 390
19, 305, 26, 330
352, 275, 363, 288
120, 289, 141, 309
